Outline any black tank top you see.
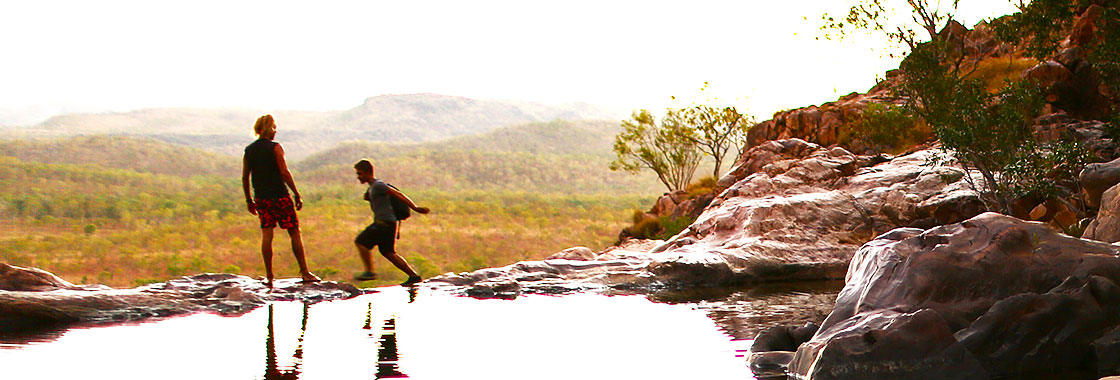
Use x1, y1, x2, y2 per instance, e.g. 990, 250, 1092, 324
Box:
245, 139, 289, 199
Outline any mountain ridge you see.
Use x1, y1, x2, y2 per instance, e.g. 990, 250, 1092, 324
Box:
0, 94, 625, 160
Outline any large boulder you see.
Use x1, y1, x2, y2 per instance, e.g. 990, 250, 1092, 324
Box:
0, 263, 83, 292
789, 309, 987, 380
1086, 182, 1120, 242
1082, 157, 1120, 209
430, 141, 982, 295
647, 142, 980, 286
787, 213, 1120, 379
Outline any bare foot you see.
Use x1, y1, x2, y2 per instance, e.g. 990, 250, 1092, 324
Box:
263, 277, 274, 288
300, 272, 321, 283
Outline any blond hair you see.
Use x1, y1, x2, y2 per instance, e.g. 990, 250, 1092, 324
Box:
253, 114, 275, 137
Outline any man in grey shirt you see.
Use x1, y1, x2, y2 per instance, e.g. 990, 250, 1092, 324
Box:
352, 159, 430, 285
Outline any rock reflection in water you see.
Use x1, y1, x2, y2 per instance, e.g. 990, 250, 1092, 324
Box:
647, 280, 843, 341
2, 287, 770, 379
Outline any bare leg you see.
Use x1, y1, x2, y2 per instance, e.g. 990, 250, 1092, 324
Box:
382, 251, 419, 279
287, 227, 319, 282
356, 242, 374, 273
261, 227, 275, 287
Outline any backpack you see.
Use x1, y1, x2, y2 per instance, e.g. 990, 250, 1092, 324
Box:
386, 183, 410, 221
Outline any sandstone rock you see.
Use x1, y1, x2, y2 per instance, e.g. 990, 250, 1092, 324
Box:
0, 263, 80, 291
746, 95, 907, 154
1029, 203, 1048, 220
789, 309, 987, 380
794, 213, 1120, 379
1071, 5, 1108, 48
956, 275, 1120, 376
1081, 157, 1120, 208
1023, 60, 1073, 89
747, 351, 796, 379
546, 246, 596, 261
1056, 47, 1086, 67
1086, 182, 1120, 242
651, 194, 677, 216
0, 271, 362, 331
751, 322, 820, 352
1094, 326, 1120, 373
431, 142, 982, 295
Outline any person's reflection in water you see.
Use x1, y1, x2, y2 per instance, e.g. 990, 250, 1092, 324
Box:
263, 303, 310, 380
407, 285, 418, 303
376, 318, 409, 379
363, 302, 374, 333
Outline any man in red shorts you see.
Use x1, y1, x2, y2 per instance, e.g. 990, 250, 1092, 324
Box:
241, 114, 320, 287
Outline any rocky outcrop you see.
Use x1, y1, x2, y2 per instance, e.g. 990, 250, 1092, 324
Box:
1031, 4, 1117, 120
766, 213, 1120, 379
429, 140, 983, 296
745, 93, 908, 154
0, 263, 362, 331
1083, 156, 1120, 208
1086, 181, 1120, 242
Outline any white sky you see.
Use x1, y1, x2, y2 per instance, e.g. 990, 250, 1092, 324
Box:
0, 0, 1020, 124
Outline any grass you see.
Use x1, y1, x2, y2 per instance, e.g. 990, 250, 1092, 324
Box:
0, 155, 654, 287
964, 55, 1040, 93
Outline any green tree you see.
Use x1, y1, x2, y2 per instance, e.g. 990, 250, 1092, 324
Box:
822, 0, 962, 56
900, 41, 1047, 213
680, 105, 754, 178
610, 109, 703, 192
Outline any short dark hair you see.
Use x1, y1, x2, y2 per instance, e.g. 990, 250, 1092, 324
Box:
354, 159, 374, 173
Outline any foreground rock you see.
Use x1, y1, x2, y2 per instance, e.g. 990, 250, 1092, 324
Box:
0, 263, 362, 331
757, 213, 1120, 379
429, 140, 982, 296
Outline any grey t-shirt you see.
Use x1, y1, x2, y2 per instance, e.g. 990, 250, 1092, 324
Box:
366, 179, 397, 223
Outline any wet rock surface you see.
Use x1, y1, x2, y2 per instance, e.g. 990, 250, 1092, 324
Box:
770, 213, 1120, 380
429, 140, 981, 297
0, 264, 362, 332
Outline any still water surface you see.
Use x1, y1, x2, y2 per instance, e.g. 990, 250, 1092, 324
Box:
0, 283, 842, 380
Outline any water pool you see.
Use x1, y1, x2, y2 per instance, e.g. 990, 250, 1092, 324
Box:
0, 282, 842, 380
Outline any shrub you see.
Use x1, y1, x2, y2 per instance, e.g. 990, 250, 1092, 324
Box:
849, 103, 926, 153
630, 212, 663, 240
687, 176, 718, 197
654, 216, 693, 240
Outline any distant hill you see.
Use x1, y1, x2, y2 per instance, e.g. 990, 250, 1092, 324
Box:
295, 119, 664, 195
0, 135, 238, 178
295, 119, 621, 170
0, 94, 624, 160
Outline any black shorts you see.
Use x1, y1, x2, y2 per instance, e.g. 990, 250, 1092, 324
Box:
355, 221, 396, 255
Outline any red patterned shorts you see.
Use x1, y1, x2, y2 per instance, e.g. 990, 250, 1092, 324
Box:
255, 196, 299, 229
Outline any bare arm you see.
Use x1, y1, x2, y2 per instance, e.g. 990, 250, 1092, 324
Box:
241, 155, 256, 215
273, 144, 302, 210
387, 186, 430, 214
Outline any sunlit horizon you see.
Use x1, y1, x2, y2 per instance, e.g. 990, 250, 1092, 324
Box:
1, 0, 1020, 126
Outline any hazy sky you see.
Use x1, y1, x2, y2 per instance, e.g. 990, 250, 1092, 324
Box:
1, 0, 1020, 124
